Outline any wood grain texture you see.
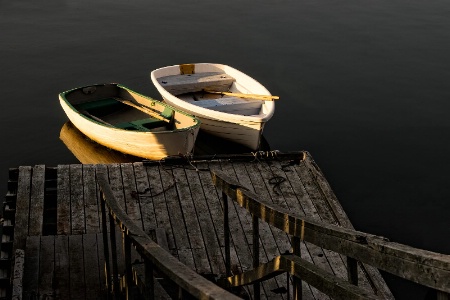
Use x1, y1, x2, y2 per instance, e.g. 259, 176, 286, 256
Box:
57, 165, 71, 235
70, 164, 85, 234
15, 152, 397, 299
69, 235, 85, 300
54, 235, 70, 299
38, 235, 54, 298
23, 236, 39, 299
13, 166, 32, 251
28, 165, 45, 236
83, 164, 100, 233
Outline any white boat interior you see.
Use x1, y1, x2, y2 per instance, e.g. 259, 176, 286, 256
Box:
156, 71, 265, 116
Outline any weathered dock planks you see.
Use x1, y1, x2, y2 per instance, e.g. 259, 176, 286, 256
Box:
1, 152, 395, 299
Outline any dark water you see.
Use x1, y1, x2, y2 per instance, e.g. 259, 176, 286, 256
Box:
1, 0, 449, 298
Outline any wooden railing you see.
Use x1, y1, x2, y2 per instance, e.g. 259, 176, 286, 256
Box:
96, 168, 240, 300
211, 170, 450, 300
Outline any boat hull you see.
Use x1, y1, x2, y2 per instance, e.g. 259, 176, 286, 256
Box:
59, 84, 200, 160
151, 63, 275, 150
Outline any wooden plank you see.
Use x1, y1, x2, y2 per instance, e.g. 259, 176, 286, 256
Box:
143, 165, 176, 253
293, 161, 337, 225
196, 162, 243, 280
57, 164, 71, 235
38, 235, 55, 298
157, 72, 235, 95
54, 235, 70, 299
69, 235, 85, 300
157, 165, 190, 252
70, 164, 85, 234
120, 163, 143, 229
83, 164, 100, 233
13, 166, 32, 251
172, 167, 204, 248
106, 164, 127, 213
155, 228, 170, 252
11, 249, 25, 300
185, 166, 224, 275
172, 167, 211, 274
23, 236, 39, 299
95, 233, 107, 295
83, 234, 102, 300
176, 249, 196, 273
28, 165, 45, 236
133, 162, 157, 234
195, 162, 225, 246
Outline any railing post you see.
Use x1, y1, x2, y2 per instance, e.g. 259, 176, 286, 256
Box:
124, 231, 133, 299
144, 258, 154, 300
347, 257, 358, 285
223, 191, 231, 277
100, 193, 112, 298
109, 214, 121, 297
252, 214, 260, 300
292, 236, 302, 300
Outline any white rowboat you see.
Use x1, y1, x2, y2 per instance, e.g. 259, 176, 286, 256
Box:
150, 63, 275, 150
59, 83, 200, 160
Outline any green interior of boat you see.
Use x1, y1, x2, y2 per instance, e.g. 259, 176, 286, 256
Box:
116, 118, 167, 131
76, 98, 174, 131
76, 98, 122, 117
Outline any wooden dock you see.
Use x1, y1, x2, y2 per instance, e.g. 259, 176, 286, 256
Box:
2, 151, 395, 299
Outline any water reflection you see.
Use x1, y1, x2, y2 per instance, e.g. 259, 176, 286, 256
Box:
60, 121, 270, 164
60, 122, 140, 164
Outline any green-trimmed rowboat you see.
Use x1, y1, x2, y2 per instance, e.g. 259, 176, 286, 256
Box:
59, 83, 200, 160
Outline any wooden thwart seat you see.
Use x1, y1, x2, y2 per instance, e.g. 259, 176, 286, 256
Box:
156, 72, 235, 95
193, 97, 262, 114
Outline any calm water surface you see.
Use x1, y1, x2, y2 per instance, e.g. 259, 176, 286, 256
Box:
1, 0, 450, 298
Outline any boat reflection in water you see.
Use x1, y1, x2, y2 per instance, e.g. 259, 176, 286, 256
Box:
60, 121, 140, 164
60, 121, 270, 164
